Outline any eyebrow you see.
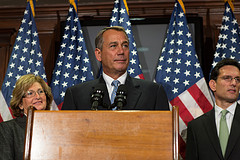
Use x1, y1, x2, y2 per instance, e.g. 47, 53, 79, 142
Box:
27, 88, 44, 91
108, 41, 118, 45
122, 41, 129, 44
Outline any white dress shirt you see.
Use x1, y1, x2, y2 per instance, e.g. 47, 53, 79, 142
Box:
215, 102, 237, 136
102, 71, 127, 100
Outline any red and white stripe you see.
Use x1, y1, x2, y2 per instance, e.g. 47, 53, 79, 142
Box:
170, 78, 214, 158
0, 91, 13, 122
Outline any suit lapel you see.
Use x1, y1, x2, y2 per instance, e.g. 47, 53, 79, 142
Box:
203, 109, 224, 159
225, 104, 240, 159
124, 75, 141, 110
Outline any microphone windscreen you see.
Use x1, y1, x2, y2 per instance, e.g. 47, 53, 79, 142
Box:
93, 83, 105, 92
117, 84, 127, 94
114, 84, 127, 110
91, 84, 105, 110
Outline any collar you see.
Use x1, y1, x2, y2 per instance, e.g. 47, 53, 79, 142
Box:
215, 102, 237, 117
102, 71, 127, 86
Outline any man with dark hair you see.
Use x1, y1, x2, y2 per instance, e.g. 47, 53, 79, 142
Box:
62, 26, 169, 110
186, 58, 240, 160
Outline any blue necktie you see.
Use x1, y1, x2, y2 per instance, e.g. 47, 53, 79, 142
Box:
110, 80, 120, 104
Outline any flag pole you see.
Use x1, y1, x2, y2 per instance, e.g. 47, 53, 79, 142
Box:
27, 0, 35, 17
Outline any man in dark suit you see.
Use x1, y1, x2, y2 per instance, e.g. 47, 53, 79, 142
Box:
186, 58, 240, 160
62, 26, 169, 110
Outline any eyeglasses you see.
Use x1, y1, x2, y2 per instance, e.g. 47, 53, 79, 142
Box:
23, 89, 45, 98
219, 76, 240, 84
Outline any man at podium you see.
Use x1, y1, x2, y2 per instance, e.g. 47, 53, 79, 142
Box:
62, 26, 169, 111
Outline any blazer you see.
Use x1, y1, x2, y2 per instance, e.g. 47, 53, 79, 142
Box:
186, 104, 240, 160
62, 74, 169, 110
0, 116, 26, 160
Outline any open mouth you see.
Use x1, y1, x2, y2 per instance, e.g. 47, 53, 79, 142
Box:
228, 89, 236, 94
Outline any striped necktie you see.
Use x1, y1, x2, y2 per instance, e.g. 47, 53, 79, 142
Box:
110, 80, 120, 104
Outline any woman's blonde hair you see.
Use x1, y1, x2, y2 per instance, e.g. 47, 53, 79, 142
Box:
10, 74, 53, 117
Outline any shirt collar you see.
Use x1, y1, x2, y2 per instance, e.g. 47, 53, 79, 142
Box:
215, 101, 237, 116
102, 71, 127, 86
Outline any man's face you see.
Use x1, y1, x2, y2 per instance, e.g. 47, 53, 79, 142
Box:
95, 29, 129, 79
209, 65, 240, 106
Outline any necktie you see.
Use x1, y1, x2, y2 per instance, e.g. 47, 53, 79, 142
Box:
110, 80, 120, 104
219, 109, 229, 156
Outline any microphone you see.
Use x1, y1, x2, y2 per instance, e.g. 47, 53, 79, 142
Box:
113, 84, 127, 110
91, 84, 105, 110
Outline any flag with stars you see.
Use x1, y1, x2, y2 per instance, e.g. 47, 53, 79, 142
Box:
211, 1, 240, 69
110, 0, 144, 79
50, 0, 94, 109
154, 0, 213, 158
0, 0, 47, 122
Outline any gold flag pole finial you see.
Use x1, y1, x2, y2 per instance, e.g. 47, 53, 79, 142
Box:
69, 0, 78, 12
225, 0, 234, 11
123, 0, 129, 15
178, 0, 186, 14
27, 0, 35, 17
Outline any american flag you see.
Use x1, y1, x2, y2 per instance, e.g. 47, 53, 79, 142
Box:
50, 0, 94, 109
211, 1, 240, 68
154, 0, 213, 158
0, 0, 47, 122
110, 0, 144, 79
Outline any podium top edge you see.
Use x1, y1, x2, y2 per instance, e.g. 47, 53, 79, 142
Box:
34, 110, 172, 113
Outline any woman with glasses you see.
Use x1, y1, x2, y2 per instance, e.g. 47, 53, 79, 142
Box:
0, 74, 53, 160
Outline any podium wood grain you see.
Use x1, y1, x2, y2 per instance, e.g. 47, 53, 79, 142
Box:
24, 107, 179, 160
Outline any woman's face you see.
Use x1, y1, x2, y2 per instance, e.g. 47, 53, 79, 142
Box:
20, 82, 47, 115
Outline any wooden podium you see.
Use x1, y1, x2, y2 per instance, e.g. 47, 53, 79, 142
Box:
24, 106, 179, 160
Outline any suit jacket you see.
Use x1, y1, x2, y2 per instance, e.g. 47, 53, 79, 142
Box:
186, 104, 240, 160
62, 74, 169, 110
0, 116, 26, 160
